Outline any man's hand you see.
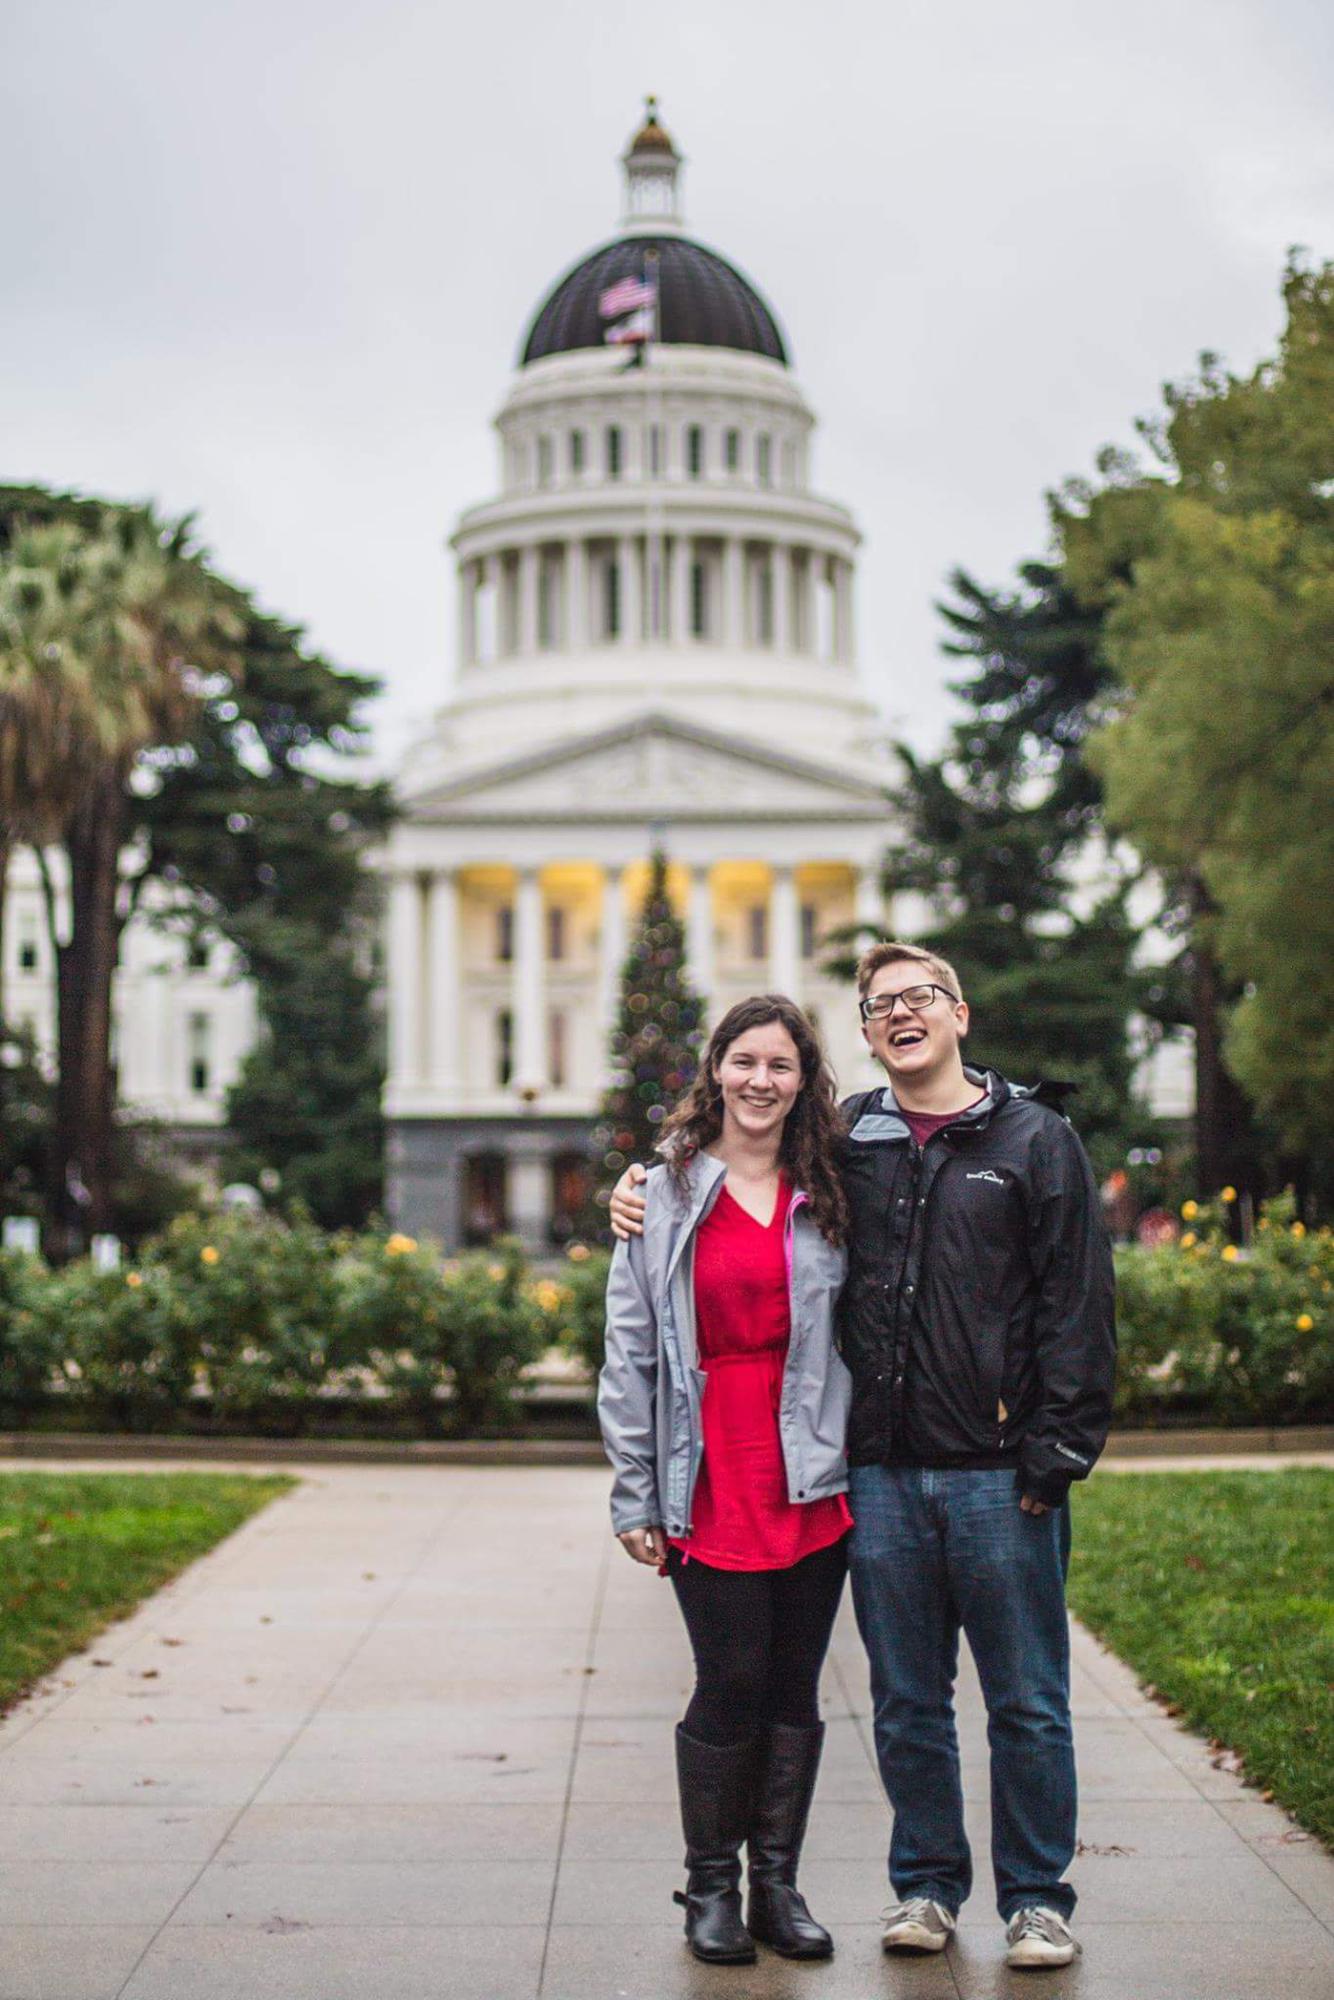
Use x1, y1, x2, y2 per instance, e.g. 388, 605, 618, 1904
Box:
1019, 1494, 1050, 1516
609, 1163, 648, 1240
618, 1525, 667, 1565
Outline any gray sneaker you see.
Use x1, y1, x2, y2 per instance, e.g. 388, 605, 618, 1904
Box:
881, 1896, 956, 1953
1005, 1906, 1078, 1968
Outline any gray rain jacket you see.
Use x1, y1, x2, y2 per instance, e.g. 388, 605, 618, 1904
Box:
598, 1153, 851, 1538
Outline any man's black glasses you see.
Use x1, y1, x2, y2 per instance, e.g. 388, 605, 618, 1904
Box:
859, 982, 960, 1023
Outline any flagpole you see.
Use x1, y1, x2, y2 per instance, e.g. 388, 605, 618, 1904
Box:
644, 248, 664, 643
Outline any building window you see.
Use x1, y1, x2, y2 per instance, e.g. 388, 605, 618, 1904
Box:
603, 555, 621, 639
547, 906, 566, 961
757, 434, 772, 487
495, 1009, 514, 1088
605, 425, 622, 480
186, 936, 210, 971
536, 435, 553, 488
548, 1009, 568, 1088
570, 429, 585, 474
187, 1012, 211, 1096
647, 423, 663, 476
497, 905, 514, 963
690, 561, 708, 639
748, 906, 768, 961
725, 428, 740, 472
800, 904, 818, 960
686, 424, 704, 478
17, 921, 38, 973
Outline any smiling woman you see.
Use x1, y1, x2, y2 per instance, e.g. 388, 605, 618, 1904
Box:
598, 994, 853, 1963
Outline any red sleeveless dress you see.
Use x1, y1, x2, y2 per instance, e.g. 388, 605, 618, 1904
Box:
668, 1177, 851, 1571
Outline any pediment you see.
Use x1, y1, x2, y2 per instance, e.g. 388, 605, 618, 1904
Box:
404, 714, 889, 826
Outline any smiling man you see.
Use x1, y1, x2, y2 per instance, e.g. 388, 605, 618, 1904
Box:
837, 939, 1115, 1969
610, 939, 1116, 1970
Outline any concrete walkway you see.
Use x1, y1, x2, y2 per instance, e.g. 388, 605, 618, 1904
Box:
0, 1464, 1329, 2000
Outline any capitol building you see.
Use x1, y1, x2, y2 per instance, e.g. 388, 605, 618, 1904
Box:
0, 103, 1192, 1249
382, 103, 897, 1249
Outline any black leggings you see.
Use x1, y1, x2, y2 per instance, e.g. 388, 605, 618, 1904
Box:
667, 1535, 849, 1747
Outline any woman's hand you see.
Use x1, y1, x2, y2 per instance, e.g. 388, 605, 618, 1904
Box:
609, 1163, 649, 1241
618, 1525, 667, 1565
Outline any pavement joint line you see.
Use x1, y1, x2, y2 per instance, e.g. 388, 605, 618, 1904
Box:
108, 1470, 473, 2000
536, 1531, 612, 1999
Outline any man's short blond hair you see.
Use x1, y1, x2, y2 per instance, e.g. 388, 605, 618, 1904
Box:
856, 939, 964, 1003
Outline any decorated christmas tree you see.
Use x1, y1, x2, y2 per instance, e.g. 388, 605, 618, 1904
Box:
588, 850, 705, 1228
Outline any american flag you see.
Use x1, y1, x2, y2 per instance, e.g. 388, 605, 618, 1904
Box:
598, 276, 657, 320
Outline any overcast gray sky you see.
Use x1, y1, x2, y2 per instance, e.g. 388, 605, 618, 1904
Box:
5, 0, 1331, 772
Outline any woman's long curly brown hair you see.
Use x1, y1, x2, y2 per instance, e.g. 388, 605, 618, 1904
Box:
659, 995, 849, 1244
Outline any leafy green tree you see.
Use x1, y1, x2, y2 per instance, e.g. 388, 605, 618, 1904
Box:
222, 919, 385, 1227
0, 484, 391, 1243
135, 601, 392, 1228
1066, 257, 1334, 1185
588, 851, 704, 1225
0, 499, 244, 1244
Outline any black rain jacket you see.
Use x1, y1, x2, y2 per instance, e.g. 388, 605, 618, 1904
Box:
836, 1067, 1116, 1505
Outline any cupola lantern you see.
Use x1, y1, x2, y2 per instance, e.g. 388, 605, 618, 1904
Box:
621, 96, 684, 230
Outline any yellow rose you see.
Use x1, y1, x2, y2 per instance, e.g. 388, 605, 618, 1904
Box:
385, 1233, 417, 1256
1221, 1186, 1237, 1203
1296, 1313, 1314, 1332
1221, 1245, 1240, 1262
566, 1242, 591, 1263
1181, 1200, 1199, 1220
487, 1263, 506, 1281
125, 1271, 143, 1289
1180, 1232, 1197, 1249
1291, 1222, 1307, 1239
200, 1245, 220, 1266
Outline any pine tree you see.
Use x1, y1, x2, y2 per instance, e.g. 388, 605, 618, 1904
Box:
588, 851, 704, 1222
882, 565, 1156, 1173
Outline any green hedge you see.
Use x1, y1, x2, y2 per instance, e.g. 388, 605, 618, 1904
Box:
1114, 1193, 1333, 1425
0, 1198, 1327, 1435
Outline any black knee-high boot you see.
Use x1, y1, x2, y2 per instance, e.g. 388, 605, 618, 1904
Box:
746, 1721, 833, 1958
672, 1726, 759, 1963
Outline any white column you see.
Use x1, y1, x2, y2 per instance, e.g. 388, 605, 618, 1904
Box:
619, 535, 641, 644
513, 867, 546, 1095
457, 561, 476, 667
483, 552, 502, 660
566, 538, 587, 649
723, 537, 744, 647
426, 869, 459, 1095
855, 864, 885, 943
770, 865, 800, 999
834, 558, 854, 661
518, 545, 540, 655
671, 533, 692, 643
772, 543, 791, 652
599, 865, 626, 1041
687, 865, 715, 1006
387, 871, 425, 1088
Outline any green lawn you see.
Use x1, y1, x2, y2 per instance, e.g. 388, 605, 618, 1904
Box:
1068, 1468, 1334, 1847
0, 1471, 293, 1713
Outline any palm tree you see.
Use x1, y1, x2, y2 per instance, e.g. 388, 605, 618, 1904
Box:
0, 504, 244, 1245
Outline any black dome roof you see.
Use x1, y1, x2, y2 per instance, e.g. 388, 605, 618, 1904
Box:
521, 234, 788, 367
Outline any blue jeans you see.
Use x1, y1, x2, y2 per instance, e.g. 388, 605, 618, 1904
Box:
848, 1464, 1076, 1921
